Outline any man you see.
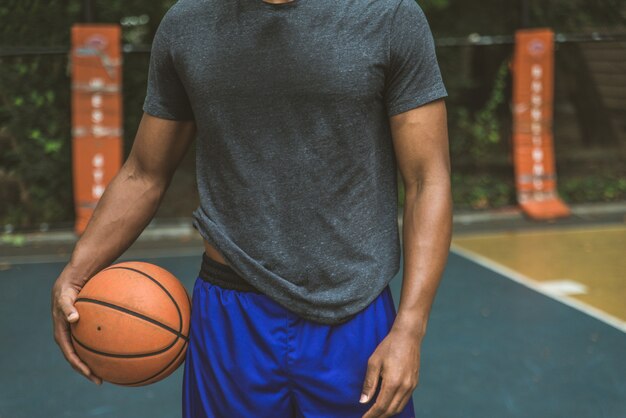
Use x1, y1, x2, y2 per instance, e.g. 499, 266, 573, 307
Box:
51, 0, 451, 417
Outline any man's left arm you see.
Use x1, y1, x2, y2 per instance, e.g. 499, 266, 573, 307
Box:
361, 98, 452, 418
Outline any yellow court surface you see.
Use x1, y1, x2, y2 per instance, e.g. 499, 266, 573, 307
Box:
452, 224, 626, 328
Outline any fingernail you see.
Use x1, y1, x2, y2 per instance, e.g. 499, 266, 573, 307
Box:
360, 393, 369, 403
68, 312, 78, 321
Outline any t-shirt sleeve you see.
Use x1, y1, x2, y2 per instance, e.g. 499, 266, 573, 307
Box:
142, 13, 195, 121
383, 0, 448, 117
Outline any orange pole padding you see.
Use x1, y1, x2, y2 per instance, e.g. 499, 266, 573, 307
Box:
71, 25, 123, 235
511, 28, 570, 220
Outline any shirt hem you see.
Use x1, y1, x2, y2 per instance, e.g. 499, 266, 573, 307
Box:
191, 208, 400, 325
142, 101, 195, 121
386, 85, 448, 117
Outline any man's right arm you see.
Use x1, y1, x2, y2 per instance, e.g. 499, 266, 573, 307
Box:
51, 113, 196, 384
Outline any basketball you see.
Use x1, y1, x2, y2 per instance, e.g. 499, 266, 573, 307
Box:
70, 261, 191, 386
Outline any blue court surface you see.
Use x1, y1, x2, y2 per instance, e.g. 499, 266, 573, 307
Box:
1, 246, 624, 417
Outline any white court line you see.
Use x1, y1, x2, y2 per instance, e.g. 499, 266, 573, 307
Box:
450, 243, 626, 333
537, 280, 588, 296
4, 238, 625, 333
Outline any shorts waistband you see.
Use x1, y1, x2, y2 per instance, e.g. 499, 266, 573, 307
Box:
198, 252, 261, 294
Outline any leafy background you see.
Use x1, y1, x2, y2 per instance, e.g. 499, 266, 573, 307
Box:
0, 0, 625, 229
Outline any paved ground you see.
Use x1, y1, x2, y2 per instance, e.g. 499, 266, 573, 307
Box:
1, 202, 625, 417
454, 224, 626, 326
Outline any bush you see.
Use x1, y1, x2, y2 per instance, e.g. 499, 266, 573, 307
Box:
0, 1, 174, 228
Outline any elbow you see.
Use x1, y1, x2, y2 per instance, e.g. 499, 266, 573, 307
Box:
119, 160, 170, 198
403, 166, 451, 195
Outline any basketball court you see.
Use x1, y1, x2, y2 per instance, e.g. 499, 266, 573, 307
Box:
1, 2, 625, 417
1, 212, 624, 418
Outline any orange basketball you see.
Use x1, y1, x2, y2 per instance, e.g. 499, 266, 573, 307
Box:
70, 261, 191, 386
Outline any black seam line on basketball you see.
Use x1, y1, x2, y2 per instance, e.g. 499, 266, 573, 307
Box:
111, 266, 193, 385
114, 340, 189, 387
103, 266, 184, 335
75, 297, 188, 342
71, 332, 180, 359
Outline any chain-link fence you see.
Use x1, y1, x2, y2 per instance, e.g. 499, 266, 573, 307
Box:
1, 3, 625, 229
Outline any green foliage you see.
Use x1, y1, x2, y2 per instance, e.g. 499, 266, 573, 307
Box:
559, 174, 626, 203
528, 0, 625, 31
1, 0, 624, 227
420, 0, 451, 12
451, 173, 516, 210
453, 61, 509, 160
422, 0, 626, 211
0, 52, 72, 225
1, 233, 26, 247
0, 0, 175, 227
398, 173, 516, 211
423, 0, 625, 36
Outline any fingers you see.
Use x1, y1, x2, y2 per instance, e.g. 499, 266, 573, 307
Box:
59, 292, 79, 322
52, 314, 102, 385
385, 381, 414, 417
51, 283, 103, 385
360, 355, 382, 404
362, 374, 416, 418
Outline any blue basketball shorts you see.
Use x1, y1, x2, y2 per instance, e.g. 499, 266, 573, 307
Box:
182, 277, 416, 418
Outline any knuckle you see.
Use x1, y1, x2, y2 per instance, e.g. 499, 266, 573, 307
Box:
59, 298, 73, 310
53, 307, 67, 319
402, 379, 415, 390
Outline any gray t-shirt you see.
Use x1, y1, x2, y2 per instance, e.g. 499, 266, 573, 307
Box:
143, 0, 447, 324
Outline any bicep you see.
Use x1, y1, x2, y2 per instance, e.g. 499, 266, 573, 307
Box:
389, 99, 450, 189
125, 112, 196, 184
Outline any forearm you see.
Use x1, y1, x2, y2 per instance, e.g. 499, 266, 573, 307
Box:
392, 178, 452, 339
62, 164, 168, 283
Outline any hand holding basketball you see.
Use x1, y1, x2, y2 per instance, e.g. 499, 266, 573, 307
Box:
52, 261, 191, 386
51, 269, 103, 385
69, 262, 191, 386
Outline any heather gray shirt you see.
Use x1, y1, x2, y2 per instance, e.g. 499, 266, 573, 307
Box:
143, 0, 447, 324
